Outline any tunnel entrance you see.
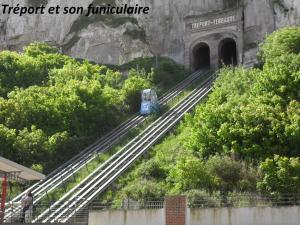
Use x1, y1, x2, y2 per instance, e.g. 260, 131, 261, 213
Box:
219, 38, 237, 67
192, 43, 210, 71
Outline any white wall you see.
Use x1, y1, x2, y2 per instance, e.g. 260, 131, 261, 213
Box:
89, 209, 164, 225
89, 206, 300, 225
187, 206, 300, 225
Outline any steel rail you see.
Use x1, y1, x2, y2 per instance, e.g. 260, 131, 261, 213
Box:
5, 69, 208, 221
36, 73, 216, 223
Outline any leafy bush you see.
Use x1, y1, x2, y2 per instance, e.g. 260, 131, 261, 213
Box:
255, 54, 300, 101
133, 159, 166, 180
110, 57, 187, 90
257, 155, 300, 194
259, 27, 300, 62
0, 124, 16, 160
186, 190, 221, 208
121, 180, 166, 201
152, 59, 186, 88
0, 46, 75, 97
206, 155, 258, 192
24, 42, 59, 57
169, 156, 216, 192
122, 72, 151, 112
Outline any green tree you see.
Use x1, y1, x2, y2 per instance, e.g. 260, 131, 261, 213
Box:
255, 54, 300, 101
169, 155, 215, 192
285, 101, 300, 153
260, 26, 300, 62
153, 59, 186, 88
13, 125, 49, 166
206, 155, 258, 192
104, 70, 123, 89
0, 47, 75, 96
122, 72, 151, 112
0, 124, 16, 160
122, 180, 166, 201
134, 159, 166, 180
257, 155, 300, 194
0, 51, 42, 95
24, 42, 59, 57
49, 62, 99, 85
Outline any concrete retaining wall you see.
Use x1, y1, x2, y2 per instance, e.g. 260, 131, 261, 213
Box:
187, 206, 300, 225
89, 206, 300, 225
89, 209, 164, 225
10, 224, 86, 225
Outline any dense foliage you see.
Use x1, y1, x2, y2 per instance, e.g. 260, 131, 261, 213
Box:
98, 27, 300, 204
108, 56, 187, 90
257, 155, 300, 195
259, 26, 300, 62
0, 42, 186, 173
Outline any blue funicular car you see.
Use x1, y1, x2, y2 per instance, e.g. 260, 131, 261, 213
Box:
140, 89, 159, 115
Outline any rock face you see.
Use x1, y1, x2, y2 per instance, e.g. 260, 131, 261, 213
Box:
0, 0, 299, 67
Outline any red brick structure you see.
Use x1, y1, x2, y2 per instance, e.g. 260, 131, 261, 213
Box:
165, 196, 186, 225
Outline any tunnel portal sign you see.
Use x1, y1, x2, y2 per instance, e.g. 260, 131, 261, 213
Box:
190, 15, 237, 32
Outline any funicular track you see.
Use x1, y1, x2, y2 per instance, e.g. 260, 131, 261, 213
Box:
4, 69, 209, 222
34, 73, 216, 223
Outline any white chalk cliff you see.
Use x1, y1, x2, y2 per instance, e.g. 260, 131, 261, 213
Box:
0, 0, 299, 66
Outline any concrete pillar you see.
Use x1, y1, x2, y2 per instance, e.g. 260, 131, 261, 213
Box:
209, 40, 219, 70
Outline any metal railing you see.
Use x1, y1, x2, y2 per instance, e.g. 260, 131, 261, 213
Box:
89, 200, 164, 210
3, 200, 164, 223
119, 199, 164, 210
4, 203, 89, 224
188, 193, 300, 208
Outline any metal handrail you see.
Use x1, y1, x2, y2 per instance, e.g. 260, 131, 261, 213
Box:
4, 199, 165, 223
188, 193, 300, 208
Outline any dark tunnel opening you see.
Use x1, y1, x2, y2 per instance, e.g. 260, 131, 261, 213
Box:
192, 43, 210, 71
219, 38, 237, 67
